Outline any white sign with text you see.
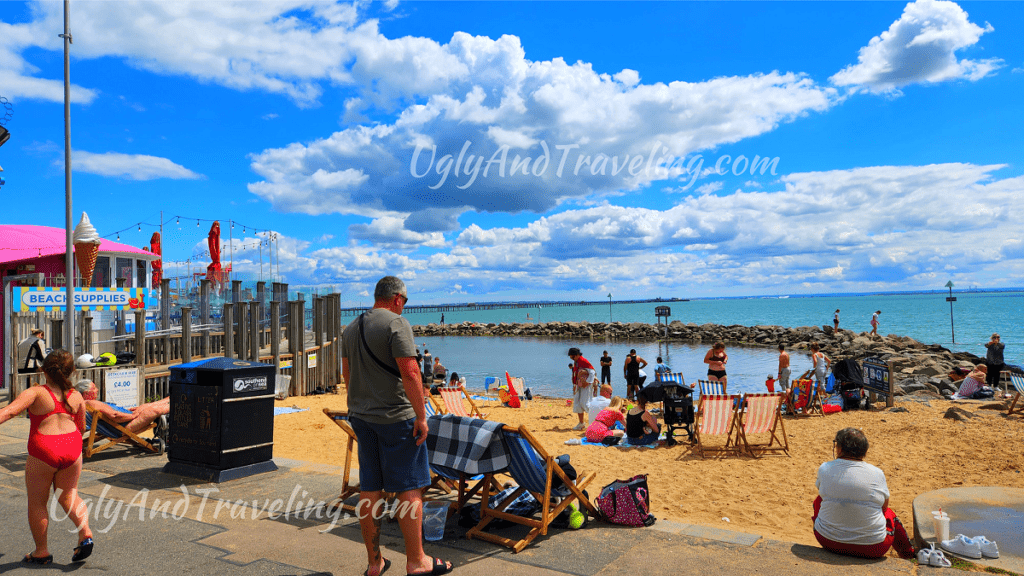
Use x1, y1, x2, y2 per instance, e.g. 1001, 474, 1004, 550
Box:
105, 367, 140, 408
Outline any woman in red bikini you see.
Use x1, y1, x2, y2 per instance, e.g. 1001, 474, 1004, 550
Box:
0, 349, 94, 565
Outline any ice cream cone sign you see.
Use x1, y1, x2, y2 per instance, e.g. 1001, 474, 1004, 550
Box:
73, 212, 102, 287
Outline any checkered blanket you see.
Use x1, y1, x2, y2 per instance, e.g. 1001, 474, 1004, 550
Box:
427, 415, 509, 475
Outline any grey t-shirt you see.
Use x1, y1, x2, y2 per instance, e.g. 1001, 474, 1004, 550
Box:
342, 308, 418, 425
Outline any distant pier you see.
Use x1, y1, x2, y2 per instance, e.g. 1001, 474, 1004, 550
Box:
338, 297, 689, 317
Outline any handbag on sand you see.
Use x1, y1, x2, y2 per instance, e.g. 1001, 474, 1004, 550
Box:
596, 474, 656, 527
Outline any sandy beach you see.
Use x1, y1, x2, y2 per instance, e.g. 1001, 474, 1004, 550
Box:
273, 392, 1023, 551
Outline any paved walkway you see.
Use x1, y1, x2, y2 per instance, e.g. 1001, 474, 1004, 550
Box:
0, 418, 964, 576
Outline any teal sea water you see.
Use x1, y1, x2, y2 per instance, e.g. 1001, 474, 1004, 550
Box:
404, 291, 1023, 398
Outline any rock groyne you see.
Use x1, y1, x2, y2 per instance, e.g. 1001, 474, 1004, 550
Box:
413, 320, 992, 398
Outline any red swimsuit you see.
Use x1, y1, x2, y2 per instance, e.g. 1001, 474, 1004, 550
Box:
27, 387, 82, 470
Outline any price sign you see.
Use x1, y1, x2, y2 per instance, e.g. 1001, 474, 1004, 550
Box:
104, 367, 140, 408
308, 353, 317, 369
862, 357, 890, 398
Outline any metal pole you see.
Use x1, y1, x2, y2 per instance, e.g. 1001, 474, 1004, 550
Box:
945, 281, 957, 344
61, 0, 75, 355
607, 293, 612, 323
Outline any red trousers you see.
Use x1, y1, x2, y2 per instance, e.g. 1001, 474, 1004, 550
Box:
812, 496, 914, 559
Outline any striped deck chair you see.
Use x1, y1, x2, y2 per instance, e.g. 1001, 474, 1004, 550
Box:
439, 385, 487, 419
697, 379, 726, 397
693, 394, 740, 458
734, 393, 789, 457
425, 394, 445, 417
657, 372, 688, 386
84, 404, 161, 458
467, 425, 598, 553
1009, 373, 1024, 416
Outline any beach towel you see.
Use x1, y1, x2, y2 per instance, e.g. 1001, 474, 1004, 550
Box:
426, 414, 509, 475
273, 407, 309, 416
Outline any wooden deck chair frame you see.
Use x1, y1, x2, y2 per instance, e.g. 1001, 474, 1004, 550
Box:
466, 425, 598, 553
733, 393, 789, 458
439, 385, 487, 419
693, 394, 740, 458
1008, 374, 1024, 416
425, 465, 502, 513
805, 378, 825, 416
84, 405, 160, 458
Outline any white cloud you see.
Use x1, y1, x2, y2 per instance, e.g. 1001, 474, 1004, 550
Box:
831, 0, 1002, 94
348, 216, 448, 248
68, 151, 203, 181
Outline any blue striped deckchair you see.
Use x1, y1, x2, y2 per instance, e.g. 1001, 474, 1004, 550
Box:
466, 425, 598, 553
84, 404, 160, 458
657, 372, 687, 385
425, 395, 444, 417
697, 379, 726, 397
1009, 373, 1024, 416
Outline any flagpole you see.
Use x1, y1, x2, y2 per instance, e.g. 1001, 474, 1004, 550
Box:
61, 0, 75, 354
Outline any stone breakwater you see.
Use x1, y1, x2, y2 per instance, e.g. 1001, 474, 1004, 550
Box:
413, 320, 996, 398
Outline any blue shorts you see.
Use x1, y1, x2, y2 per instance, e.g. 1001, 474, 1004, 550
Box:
349, 416, 430, 493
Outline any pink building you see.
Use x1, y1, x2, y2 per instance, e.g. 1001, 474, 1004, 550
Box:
2, 225, 159, 373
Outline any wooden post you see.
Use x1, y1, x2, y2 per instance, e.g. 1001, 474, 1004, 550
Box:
249, 301, 259, 362
160, 278, 171, 364
289, 300, 304, 396
256, 281, 266, 347
134, 310, 145, 369
200, 279, 211, 357
238, 298, 249, 364
887, 360, 895, 408
271, 300, 281, 375
223, 302, 234, 359
181, 306, 192, 363
232, 280, 242, 354
115, 277, 126, 353
50, 318, 64, 350
83, 313, 93, 356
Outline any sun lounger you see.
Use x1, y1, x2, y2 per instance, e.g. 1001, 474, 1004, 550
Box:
733, 393, 789, 457
467, 424, 598, 552
697, 380, 726, 397
84, 404, 162, 458
693, 394, 740, 458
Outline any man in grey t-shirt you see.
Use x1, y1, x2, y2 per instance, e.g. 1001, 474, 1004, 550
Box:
342, 276, 453, 576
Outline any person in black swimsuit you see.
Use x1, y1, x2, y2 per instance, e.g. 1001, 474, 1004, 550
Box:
625, 396, 660, 446
623, 349, 647, 401
703, 341, 728, 388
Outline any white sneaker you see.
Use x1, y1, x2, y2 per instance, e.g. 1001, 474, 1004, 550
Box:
917, 545, 933, 565
974, 536, 999, 558
929, 548, 952, 568
941, 534, 983, 559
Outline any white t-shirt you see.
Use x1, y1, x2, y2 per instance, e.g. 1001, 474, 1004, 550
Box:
587, 395, 611, 425
814, 459, 889, 545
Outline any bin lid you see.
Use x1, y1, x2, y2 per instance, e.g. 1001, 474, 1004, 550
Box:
172, 357, 274, 372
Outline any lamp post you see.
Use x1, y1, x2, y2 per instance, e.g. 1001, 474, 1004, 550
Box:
61, 0, 75, 355
607, 293, 612, 323
945, 281, 956, 344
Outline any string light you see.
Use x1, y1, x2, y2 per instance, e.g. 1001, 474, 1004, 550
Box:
138, 224, 141, 232
197, 220, 200, 227
176, 216, 180, 225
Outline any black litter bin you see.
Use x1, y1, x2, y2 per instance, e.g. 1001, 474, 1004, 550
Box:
163, 357, 278, 482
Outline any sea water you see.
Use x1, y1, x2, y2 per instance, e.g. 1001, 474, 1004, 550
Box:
405, 291, 1022, 398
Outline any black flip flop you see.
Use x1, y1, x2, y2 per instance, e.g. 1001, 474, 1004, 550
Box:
22, 553, 53, 565
364, 557, 391, 576
72, 537, 94, 562
407, 556, 453, 576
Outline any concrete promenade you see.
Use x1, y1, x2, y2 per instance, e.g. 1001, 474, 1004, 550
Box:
0, 417, 954, 576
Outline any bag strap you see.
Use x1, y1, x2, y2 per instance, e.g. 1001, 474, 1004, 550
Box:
358, 313, 401, 378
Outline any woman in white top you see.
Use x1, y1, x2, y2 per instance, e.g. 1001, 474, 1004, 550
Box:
813, 428, 915, 559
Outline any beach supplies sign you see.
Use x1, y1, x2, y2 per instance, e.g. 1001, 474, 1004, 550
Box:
862, 357, 891, 398
14, 287, 149, 311
105, 367, 141, 408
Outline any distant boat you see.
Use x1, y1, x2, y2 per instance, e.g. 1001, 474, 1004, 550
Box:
779, 295, 789, 299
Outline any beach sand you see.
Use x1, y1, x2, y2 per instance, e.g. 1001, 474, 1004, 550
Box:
273, 392, 1023, 550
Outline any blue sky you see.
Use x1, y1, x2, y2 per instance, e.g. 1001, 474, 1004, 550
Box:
1, 0, 1022, 305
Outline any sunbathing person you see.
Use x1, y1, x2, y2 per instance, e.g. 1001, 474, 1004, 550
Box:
585, 396, 626, 443
74, 380, 169, 435
624, 396, 660, 446
952, 364, 989, 400
813, 428, 915, 559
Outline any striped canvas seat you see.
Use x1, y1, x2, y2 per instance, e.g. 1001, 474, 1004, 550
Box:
693, 394, 740, 458
83, 403, 160, 458
657, 372, 687, 386
439, 385, 486, 419
424, 396, 443, 417
466, 425, 598, 553
697, 379, 726, 397
734, 393, 789, 457
1009, 374, 1024, 416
